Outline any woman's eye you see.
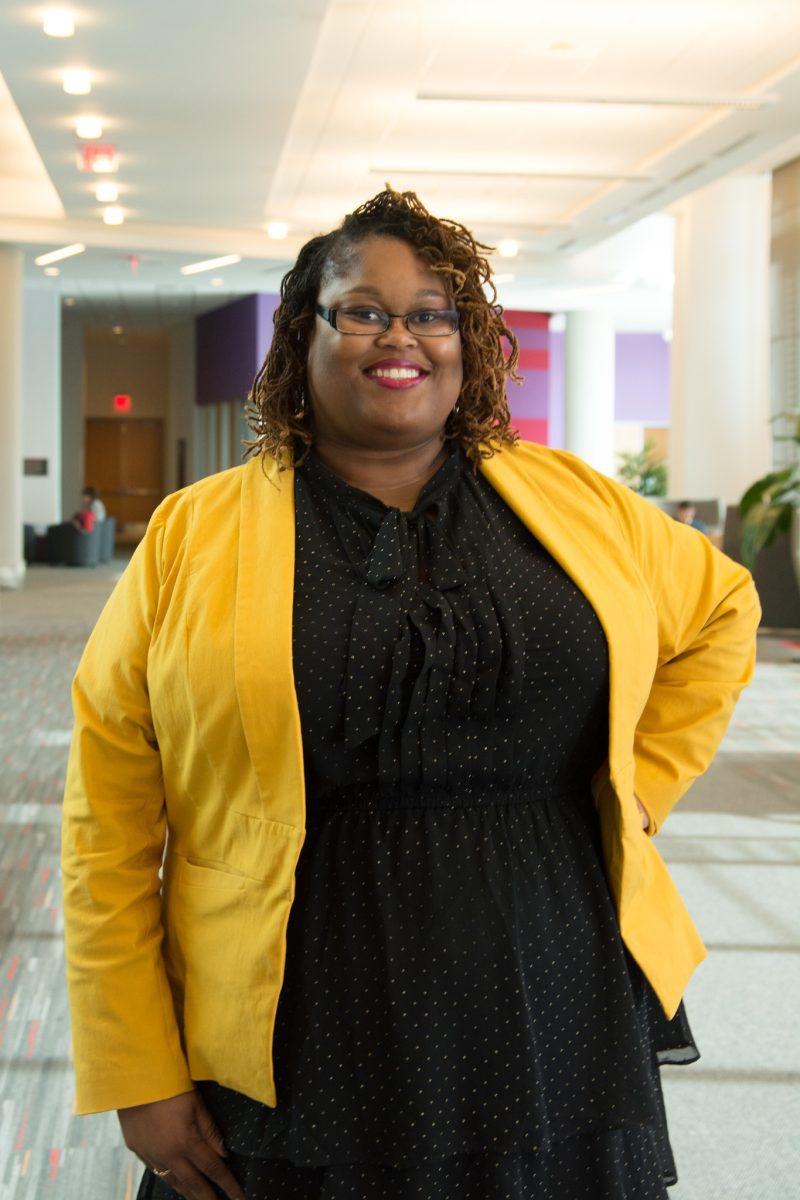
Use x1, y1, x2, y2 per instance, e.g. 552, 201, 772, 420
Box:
346, 308, 383, 322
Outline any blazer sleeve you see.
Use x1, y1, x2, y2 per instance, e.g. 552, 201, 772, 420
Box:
596, 471, 762, 835
61, 498, 194, 1115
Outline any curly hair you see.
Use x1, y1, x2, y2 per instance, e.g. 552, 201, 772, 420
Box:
244, 186, 522, 469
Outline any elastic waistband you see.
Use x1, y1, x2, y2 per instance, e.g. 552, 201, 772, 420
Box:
307, 780, 592, 819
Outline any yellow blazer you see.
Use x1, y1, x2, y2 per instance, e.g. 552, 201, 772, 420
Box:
61, 439, 761, 1116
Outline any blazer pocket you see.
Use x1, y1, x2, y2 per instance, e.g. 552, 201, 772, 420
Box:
165, 857, 285, 1084
178, 856, 249, 891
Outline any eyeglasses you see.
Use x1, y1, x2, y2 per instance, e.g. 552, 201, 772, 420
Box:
315, 303, 460, 337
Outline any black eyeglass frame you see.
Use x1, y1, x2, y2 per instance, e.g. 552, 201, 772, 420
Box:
315, 302, 460, 337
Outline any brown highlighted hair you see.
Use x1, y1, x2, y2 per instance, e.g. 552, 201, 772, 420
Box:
244, 187, 521, 469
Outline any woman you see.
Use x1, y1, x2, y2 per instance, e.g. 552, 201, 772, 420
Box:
62, 188, 761, 1200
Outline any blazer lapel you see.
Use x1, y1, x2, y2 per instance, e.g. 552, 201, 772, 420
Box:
230, 442, 656, 830
235, 454, 306, 828
478, 446, 658, 792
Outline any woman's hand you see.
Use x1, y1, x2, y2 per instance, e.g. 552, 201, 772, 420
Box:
635, 793, 650, 832
118, 1089, 245, 1200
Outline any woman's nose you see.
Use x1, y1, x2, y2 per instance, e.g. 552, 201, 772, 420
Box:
376, 315, 418, 348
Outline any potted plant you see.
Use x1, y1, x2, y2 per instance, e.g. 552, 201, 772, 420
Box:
616, 438, 668, 497
739, 409, 800, 574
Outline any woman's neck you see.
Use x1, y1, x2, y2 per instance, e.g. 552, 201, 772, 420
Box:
311, 437, 450, 512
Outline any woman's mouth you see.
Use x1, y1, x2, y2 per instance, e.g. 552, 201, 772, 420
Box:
363, 361, 430, 390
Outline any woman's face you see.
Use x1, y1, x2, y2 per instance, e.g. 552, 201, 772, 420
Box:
307, 235, 463, 451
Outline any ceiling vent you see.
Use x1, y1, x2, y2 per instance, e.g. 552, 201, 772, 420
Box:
712, 132, 758, 159
670, 162, 709, 185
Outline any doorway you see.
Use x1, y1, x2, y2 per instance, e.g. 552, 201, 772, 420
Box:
85, 418, 164, 542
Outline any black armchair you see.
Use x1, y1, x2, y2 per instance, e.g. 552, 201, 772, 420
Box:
98, 517, 117, 563
45, 522, 102, 567
23, 524, 37, 563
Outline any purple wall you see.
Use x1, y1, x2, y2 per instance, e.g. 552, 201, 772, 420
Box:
256, 293, 280, 367
502, 310, 550, 444
549, 331, 565, 448
614, 333, 671, 422
196, 296, 671, 441
547, 331, 670, 447
196, 293, 280, 406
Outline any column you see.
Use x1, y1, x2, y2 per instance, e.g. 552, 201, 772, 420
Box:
670, 175, 772, 504
0, 246, 24, 589
564, 310, 616, 477
22, 285, 62, 527
217, 401, 231, 471
770, 159, 800, 472
61, 315, 84, 519
167, 320, 196, 491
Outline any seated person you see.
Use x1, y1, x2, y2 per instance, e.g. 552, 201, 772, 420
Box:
674, 500, 708, 535
84, 485, 107, 522
71, 492, 97, 534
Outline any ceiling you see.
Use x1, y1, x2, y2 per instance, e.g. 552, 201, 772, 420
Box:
2, 0, 800, 331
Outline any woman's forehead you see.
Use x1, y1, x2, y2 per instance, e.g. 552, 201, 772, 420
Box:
321, 235, 449, 299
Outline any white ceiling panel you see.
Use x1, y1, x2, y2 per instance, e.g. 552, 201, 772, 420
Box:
2, 0, 800, 330
0, 71, 63, 218
0, 0, 329, 229
266, 0, 800, 259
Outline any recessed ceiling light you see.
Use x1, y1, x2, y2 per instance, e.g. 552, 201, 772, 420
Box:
102, 206, 125, 225
497, 239, 519, 258
266, 221, 288, 239
112, 325, 124, 335
63, 69, 91, 95
44, 266, 60, 277
180, 254, 241, 276
64, 297, 76, 306
34, 243, 86, 266
43, 8, 75, 37
95, 181, 119, 202
210, 277, 224, 286
76, 116, 103, 140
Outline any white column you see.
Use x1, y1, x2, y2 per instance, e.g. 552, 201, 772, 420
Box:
670, 175, 772, 504
564, 310, 616, 477
22, 285, 62, 526
769, 160, 800, 472
0, 246, 24, 589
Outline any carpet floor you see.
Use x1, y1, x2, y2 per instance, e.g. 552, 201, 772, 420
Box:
1, 560, 798, 1199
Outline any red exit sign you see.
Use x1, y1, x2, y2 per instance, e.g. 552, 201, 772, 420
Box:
113, 394, 132, 412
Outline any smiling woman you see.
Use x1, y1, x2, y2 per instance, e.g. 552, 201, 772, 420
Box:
302, 234, 470, 508
244, 187, 521, 502
61, 187, 760, 1200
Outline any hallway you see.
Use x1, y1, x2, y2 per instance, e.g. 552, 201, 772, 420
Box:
1, 562, 798, 1198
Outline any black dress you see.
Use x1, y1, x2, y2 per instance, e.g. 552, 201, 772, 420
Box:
139, 442, 698, 1200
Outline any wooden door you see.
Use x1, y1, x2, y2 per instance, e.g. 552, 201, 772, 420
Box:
85, 418, 164, 534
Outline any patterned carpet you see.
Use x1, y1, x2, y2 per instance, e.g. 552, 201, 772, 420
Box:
1, 561, 798, 1198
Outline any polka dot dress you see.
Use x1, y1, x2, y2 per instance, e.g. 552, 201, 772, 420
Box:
138, 443, 698, 1200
